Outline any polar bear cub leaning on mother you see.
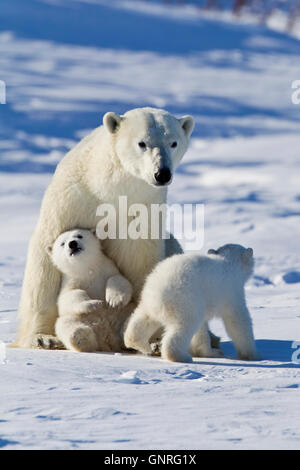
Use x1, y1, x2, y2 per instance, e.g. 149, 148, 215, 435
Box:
47, 228, 133, 352
124, 244, 261, 363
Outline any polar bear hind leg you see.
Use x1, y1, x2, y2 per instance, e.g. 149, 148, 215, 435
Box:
189, 324, 224, 358
160, 302, 204, 363
55, 317, 99, 352
124, 307, 161, 356
161, 324, 195, 363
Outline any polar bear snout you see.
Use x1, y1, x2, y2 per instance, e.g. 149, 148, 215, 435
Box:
154, 167, 172, 186
68, 240, 83, 256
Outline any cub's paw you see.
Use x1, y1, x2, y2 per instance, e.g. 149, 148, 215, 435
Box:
78, 299, 103, 314
198, 347, 224, 358
163, 349, 193, 363
32, 334, 65, 350
69, 327, 98, 352
238, 349, 261, 361
210, 347, 224, 358
190, 345, 224, 359
105, 290, 131, 308
150, 341, 161, 356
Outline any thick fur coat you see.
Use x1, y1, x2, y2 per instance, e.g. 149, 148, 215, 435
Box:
48, 229, 133, 352
124, 244, 260, 363
14, 107, 195, 349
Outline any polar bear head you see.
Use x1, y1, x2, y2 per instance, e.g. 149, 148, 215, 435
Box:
208, 244, 254, 281
103, 107, 194, 187
47, 229, 102, 278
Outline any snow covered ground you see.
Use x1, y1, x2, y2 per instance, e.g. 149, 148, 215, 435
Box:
0, 0, 300, 450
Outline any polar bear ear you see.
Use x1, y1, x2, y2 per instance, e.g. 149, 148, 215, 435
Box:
245, 247, 254, 259
208, 248, 218, 255
103, 112, 122, 134
179, 115, 194, 138
46, 245, 53, 255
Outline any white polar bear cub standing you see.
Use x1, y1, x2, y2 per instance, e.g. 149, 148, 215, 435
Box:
124, 244, 260, 363
47, 229, 133, 352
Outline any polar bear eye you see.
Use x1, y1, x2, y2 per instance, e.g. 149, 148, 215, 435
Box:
61, 242, 65, 247
171, 141, 177, 148
138, 141, 147, 149
76, 235, 83, 239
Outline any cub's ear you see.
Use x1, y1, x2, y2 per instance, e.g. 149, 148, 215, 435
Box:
46, 245, 53, 255
245, 247, 254, 259
103, 112, 122, 134
179, 115, 194, 138
208, 248, 218, 255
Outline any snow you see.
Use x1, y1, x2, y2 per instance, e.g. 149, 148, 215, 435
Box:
0, 342, 7, 364
0, 0, 300, 450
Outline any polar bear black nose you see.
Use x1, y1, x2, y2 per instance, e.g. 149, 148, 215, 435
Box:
154, 168, 171, 185
68, 240, 78, 250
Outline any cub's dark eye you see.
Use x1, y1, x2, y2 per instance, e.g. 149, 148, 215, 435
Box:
138, 141, 146, 149
171, 141, 177, 148
76, 235, 83, 239
61, 242, 65, 247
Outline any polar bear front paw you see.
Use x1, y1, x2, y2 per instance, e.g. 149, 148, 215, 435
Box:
78, 299, 103, 314
106, 290, 131, 308
238, 349, 261, 361
191, 346, 224, 359
162, 348, 193, 363
105, 275, 132, 308
32, 334, 65, 350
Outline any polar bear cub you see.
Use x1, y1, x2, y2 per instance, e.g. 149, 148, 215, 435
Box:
124, 244, 260, 363
47, 229, 133, 352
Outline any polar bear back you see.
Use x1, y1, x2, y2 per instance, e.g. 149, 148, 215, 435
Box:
139, 250, 250, 319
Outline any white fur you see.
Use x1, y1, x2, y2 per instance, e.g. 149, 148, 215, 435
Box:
124, 244, 261, 363
14, 107, 195, 349
48, 229, 133, 352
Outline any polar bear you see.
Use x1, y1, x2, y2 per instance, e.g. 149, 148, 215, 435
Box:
15, 107, 205, 349
47, 229, 133, 352
124, 244, 261, 363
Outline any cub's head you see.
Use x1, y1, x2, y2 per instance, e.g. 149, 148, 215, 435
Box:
208, 244, 254, 280
47, 229, 101, 277
103, 107, 194, 187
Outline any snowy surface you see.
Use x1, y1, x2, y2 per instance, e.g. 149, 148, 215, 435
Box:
0, 0, 300, 450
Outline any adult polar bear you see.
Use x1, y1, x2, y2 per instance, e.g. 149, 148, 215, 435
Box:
15, 107, 218, 350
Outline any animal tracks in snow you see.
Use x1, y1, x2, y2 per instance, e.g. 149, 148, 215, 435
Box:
114, 367, 205, 385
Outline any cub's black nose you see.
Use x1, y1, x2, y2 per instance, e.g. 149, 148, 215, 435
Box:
69, 240, 78, 250
154, 168, 171, 185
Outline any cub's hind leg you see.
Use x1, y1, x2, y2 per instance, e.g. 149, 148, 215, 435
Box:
55, 317, 99, 352
124, 307, 160, 356
190, 323, 224, 358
